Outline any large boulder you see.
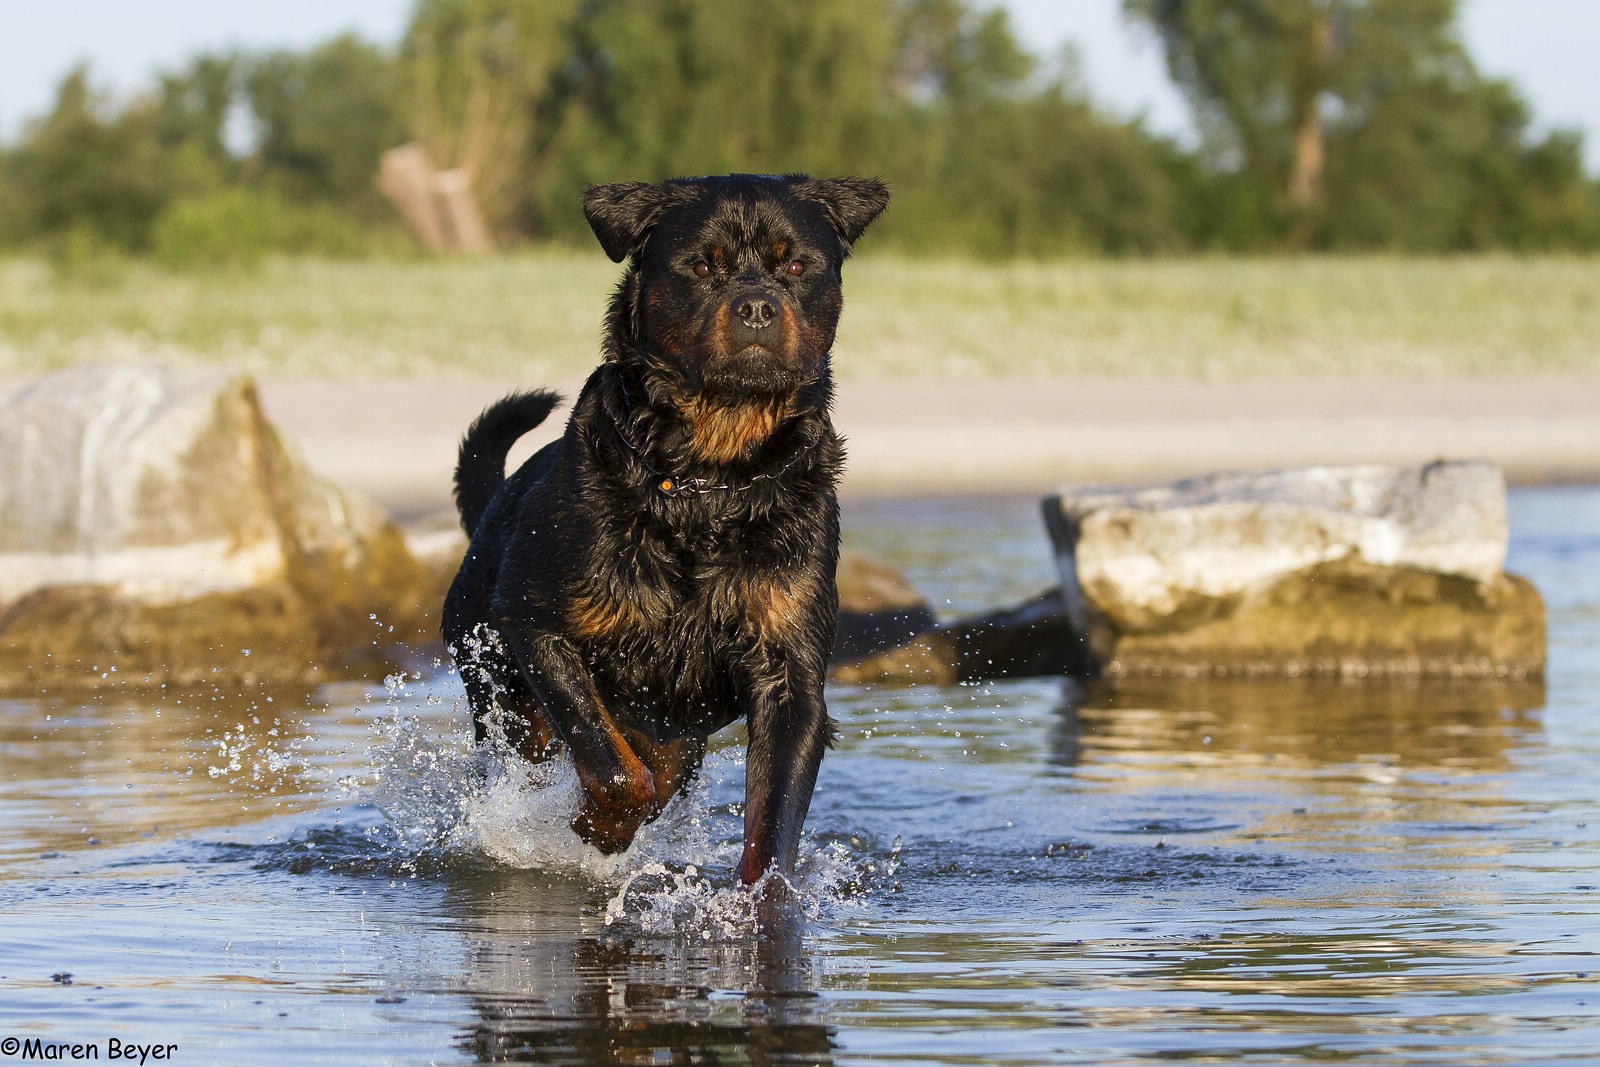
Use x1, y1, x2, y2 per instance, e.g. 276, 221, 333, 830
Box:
1044, 460, 1545, 680
0, 364, 438, 691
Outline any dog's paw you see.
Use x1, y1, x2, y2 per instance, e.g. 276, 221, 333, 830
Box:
572, 761, 660, 853
571, 804, 645, 854
736, 844, 771, 887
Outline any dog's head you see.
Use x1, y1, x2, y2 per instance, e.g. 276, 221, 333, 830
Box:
585, 174, 888, 406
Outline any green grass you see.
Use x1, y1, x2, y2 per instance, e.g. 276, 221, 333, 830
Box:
2, 252, 1596, 380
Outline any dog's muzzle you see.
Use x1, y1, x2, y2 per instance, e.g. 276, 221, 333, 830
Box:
728, 290, 779, 352
699, 289, 811, 395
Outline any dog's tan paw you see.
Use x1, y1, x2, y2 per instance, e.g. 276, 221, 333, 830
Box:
571, 804, 645, 854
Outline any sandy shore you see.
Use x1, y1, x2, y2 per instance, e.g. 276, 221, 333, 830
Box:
252, 375, 1600, 517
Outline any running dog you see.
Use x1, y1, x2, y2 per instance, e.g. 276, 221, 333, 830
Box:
442, 173, 889, 884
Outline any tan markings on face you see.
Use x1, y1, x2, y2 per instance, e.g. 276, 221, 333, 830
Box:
772, 240, 789, 260
778, 302, 807, 357
703, 301, 735, 365
682, 394, 791, 465
710, 245, 727, 269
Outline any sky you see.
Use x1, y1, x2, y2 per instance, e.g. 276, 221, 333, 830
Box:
2, 0, 1597, 172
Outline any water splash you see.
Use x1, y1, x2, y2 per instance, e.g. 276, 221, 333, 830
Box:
600, 837, 891, 940
347, 672, 726, 877
201, 707, 308, 795
346, 670, 896, 933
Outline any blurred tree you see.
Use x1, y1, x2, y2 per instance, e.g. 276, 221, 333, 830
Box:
401, 0, 582, 242
884, 3, 1181, 255
6, 67, 219, 251
1125, 0, 1599, 250
155, 53, 241, 171
523, 0, 1178, 255
1317, 18, 1600, 250
1487, 130, 1600, 251
559, 1, 893, 178
246, 34, 407, 218
2, 0, 1589, 259
1125, 0, 1359, 245
895, 0, 1034, 106
520, 0, 898, 241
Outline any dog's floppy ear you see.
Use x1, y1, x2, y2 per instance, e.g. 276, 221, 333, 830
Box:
791, 177, 891, 251
583, 181, 691, 263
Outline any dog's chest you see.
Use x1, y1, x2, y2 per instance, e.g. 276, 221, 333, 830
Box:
565, 504, 816, 722
569, 505, 799, 641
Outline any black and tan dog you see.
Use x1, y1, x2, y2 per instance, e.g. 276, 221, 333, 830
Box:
442, 173, 889, 885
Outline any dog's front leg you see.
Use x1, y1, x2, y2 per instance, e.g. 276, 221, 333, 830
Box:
509, 631, 658, 853
735, 650, 833, 886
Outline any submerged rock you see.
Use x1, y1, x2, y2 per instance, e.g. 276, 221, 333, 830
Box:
0, 364, 436, 691
833, 548, 937, 662
1044, 460, 1544, 680
830, 588, 1093, 687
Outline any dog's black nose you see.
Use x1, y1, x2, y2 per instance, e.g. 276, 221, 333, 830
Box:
735, 293, 777, 329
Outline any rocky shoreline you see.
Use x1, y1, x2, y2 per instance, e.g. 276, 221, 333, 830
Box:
0, 365, 1550, 694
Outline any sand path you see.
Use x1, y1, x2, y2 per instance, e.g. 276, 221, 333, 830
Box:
255, 375, 1600, 517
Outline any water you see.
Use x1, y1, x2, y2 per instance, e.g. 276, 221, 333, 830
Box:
2, 487, 1598, 1065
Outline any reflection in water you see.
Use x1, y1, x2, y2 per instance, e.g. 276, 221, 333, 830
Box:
433, 874, 835, 1065
1046, 675, 1553, 883
0, 684, 344, 864
1055, 675, 1545, 771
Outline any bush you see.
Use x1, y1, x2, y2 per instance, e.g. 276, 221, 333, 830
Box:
47, 221, 131, 286
152, 189, 284, 270
273, 200, 396, 257
151, 190, 400, 270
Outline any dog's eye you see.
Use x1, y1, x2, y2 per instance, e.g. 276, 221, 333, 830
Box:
692, 260, 712, 278
786, 260, 806, 277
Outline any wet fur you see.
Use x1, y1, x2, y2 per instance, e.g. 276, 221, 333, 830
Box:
442, 173, 888, 884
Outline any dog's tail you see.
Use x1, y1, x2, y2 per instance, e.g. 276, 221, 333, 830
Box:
454, 390, 562, 534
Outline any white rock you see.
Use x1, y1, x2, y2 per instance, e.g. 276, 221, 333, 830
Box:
1046, 460, 1508, 633
0, 363, 391, 608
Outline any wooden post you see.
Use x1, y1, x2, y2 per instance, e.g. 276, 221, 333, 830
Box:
431, 168, 493, 255
378, 143, 494, 254
378, 144, 448, 252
